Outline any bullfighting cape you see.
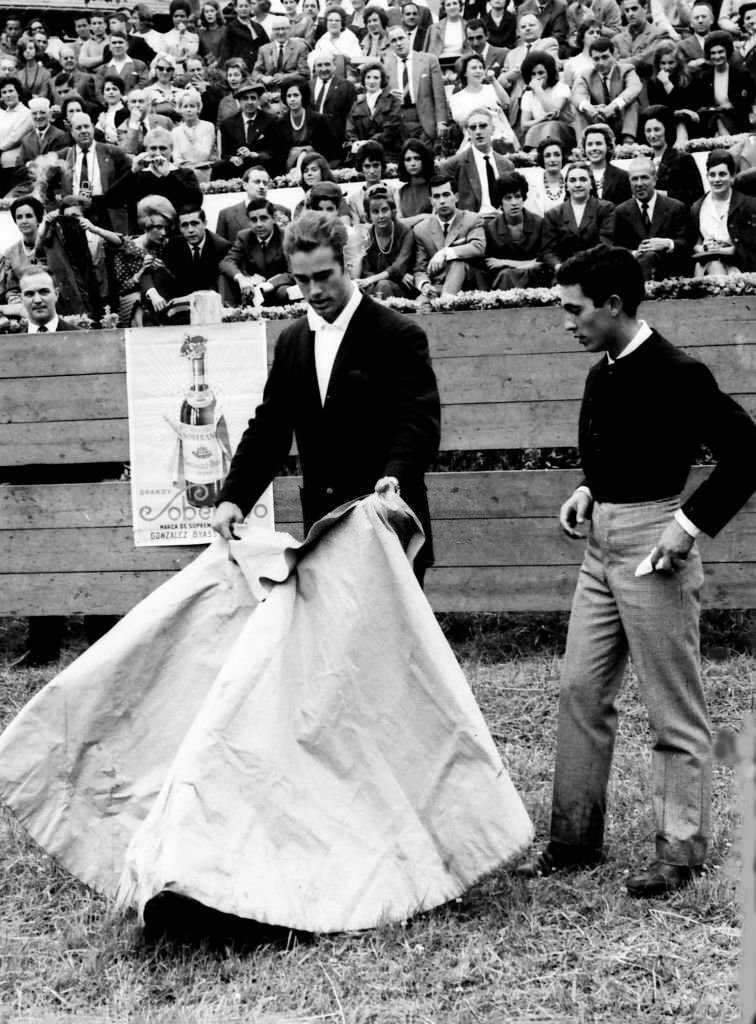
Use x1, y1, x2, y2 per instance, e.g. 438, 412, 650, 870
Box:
0, 494, 533, 933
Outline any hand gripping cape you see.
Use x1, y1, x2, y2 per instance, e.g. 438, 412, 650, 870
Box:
0, 494, 533, 933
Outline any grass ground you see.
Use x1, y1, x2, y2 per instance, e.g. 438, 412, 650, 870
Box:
0, 617, 752, 1024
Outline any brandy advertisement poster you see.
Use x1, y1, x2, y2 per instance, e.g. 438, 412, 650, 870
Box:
124, 321, 272, 547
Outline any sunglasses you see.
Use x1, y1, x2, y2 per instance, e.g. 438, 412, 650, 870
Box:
156, 65, 174, 72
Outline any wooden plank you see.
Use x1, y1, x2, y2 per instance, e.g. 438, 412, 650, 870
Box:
1, 561, 753, 616
1, 375, 128, 424
3, 468, 755, 529
0, 421, 128, 466
0, 330, 125, 379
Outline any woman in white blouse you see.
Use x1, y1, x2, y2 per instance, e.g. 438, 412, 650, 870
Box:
311, 7, 363, 71
95, 75, 129, 145
426, 0, 467, 66
0, 77, 32, 195
171, 89, 217, 184
519, 50, 574, 151
449, 53, 517, 150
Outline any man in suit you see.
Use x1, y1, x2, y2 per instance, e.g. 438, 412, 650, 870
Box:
46, 45, 98, 108
311, 54, 357, 146
254, 18, 310, 86
516, 243, 756, 896
463, 20, 510, 75
216, 78, 276, 178
676, 1, 714, 70
213, 210, 441, 584
572, 37, 643, 143
62, 111, 132, 234
613, 156, 695, 279
94, 30, 147, 102
385, 27, 450, 149
414, 173, 486, 295
517, 0, 570, 56
614, 0, 673, 74
395, 1, 433, 50
484, 0, 518, 49
440, 109, 514, 216
220, 197, 296, 305
216, 165, 276, 242
7, 98, 68, 198
142, 206, 231, 318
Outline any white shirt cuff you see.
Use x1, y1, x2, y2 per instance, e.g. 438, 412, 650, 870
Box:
674, 508, 700, 538
575, 485, 592, 499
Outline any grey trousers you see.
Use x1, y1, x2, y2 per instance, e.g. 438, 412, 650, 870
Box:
550, 497, 712, 866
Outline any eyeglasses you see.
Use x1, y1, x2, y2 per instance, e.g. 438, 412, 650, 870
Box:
467, 122, 490, 130
156, 65, 174, 72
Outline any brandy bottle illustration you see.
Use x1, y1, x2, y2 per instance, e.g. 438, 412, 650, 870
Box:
179, 334, 225, 508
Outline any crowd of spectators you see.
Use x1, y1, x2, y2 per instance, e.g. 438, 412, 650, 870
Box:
0, 0, 756, 324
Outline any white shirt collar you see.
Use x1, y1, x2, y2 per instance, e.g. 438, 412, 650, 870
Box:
635, 190, 657, 219
28, 315, 59, 333
606, 319, 652, 363
306, 282, 362, 332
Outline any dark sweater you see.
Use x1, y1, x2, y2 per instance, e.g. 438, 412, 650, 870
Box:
578, 330, 756, 536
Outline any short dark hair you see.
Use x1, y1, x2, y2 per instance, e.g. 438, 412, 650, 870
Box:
429, 173, 455, 192
582, 122, 616, 159
246, 196, 275, 216
706, 148, 735, 173
465, 17, 488, 33
640, 104, 675, 146
398, 137, 434, 182
704, 29, 734, 58
576, 17, 600, 49
535, 136, 567, 167
458, 51, 486, 81
360, 59, 388, 87
178, 204, 206, 221
61, 93, 86, 120
355, 139, 387, 171
102, 73, 126, 94
300, 150, 336, 182
520, 49, 559, 86
493, 170, 529, 203
280, 73, 311, 108
309, 181, 345, 211
242, 163, 269, 182
284, 210, 349, 267
364, 5, 389, 28
588, 36, 614, 54
0, 75, 22, 96
324, 5, 348, 28
556, 244, 645, 317
10, 194, 44, 223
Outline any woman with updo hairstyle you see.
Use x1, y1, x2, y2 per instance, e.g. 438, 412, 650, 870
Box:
396, 138, 434, 223
273, 74, 339, 174
541, 159, 615, 281
519, 49, 573, 151
172, 87, 217, 182
311, 6, 363, 71
0, 195, 46, 310
527, 136, 567, 216
217, 58, 249, 123
689, 30, 756, 135
360, 6, 390, 62
449, 52, 516, 149
641, 104, 703, 209
0, 77, 32, 193
345, 60, 403, 162
581, 123, 631, 205
355, 183, 416, 298
95, 74, 129, 144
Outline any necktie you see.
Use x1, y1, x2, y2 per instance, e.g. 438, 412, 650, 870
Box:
401, 60, 410, 105
192, 244, 200, 268
276, 44, 284, 71
484, 154, 497, 203
79, 149, 90, 193
37, 324, 48, 333
525, 42, 531, 53
600, 74, 611, 105
641, 201, 651, 235
245, 117, 255, 149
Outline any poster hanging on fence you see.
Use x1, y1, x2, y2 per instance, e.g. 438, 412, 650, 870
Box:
125, 321, 272, 547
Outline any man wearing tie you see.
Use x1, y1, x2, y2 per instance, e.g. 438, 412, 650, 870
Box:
8, 98, 68, 198
216, 79, 276, 178
219, 197, 296, 306
213, 211, 441, 584
254, 18, 310, 86
310, 55, 356, 150
384, 26, 449, 149
613, 157, 695, 280
62, 111, 132, 233
572, 37, 642, 143
440, 109, 514, 217
413, 174, 486, 295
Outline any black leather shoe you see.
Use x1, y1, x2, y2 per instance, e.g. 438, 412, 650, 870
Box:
625, 860, 702, 898
515, 843, 602, 879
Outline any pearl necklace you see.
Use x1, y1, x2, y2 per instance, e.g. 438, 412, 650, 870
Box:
374, 225, 395, 254
290, 109, 306, 130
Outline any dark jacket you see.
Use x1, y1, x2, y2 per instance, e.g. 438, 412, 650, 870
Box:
219, 110, 277, 169
439, 149, 515, 214
219, 225, 293, 285
541, 197, 616, 271
217, 294, 441, 566
273, 109, 340, 174
655, 147, 705, 210
311, 76, 357, 143
485, 208, 544, 260
345, 88, 404, 160
218, 18, 269, 66
689, 62, 756, 134
599, 162, 632, 206
691, 188, 756, 272
143, 230, 231, 298
612, 192, 695, 275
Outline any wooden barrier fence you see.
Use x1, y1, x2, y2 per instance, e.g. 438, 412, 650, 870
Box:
1, 298, 755, 616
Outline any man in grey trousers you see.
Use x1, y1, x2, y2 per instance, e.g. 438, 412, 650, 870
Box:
517, 244, 756, 897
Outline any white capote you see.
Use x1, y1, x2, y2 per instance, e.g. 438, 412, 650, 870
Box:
0, 494, 533, 933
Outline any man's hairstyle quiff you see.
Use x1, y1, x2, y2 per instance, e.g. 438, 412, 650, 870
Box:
556, 244, 645, 317
284, 210, 349, 267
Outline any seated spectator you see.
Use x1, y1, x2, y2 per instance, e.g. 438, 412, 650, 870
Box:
220, 196, 295, 305
255, 17, 310, 86
141, 204, 230, 320
346, 61, 404, 163
0, 16, 23, 60
581, 123, 631, 204
216, 78, 275, 178
399, 1, 434, 52
162, 1, 200, 71
677, 2, 715, 70
94, 31, 148, 102
215, 165, 283, 240
145, 53, 182, 123
77, 12, 109, 71
182, 55, 226, 126
450, 53, 517, 150
217, 59, 249, 124
641, 105, 704, 209
613, 155, 695, 279
73, 194, 176, 326
47, 51, 98, 112
396, 137, 434, 223
614, 0, 673, 75
8, 97, 68, 199
113, 127, 202, 230
501, 12, 559, 97
218, 0, 269, 68
692, 148, 756, 275
274, 75, 340, 173
360, 6, 391, 61
95, 76, 130, 145
463, 19, 509, 77
293, 150, 337, 217
345, 140, 388, 222
354, 183, 416, 298
562, 20, 602, 88
441, 108, 515, 217
527, 137, 568, 215
413, 173, 486, 296
121, 89, 176, 155
483, 0, 518, 49
0, 196, 46, 310
284, 0, 317, 46
476, 170, 546, 290
198, 1, 227, 62
519, 50, 574, 150
0, 78, 33, 195
306, 180, 357, 233
565, 1, 621, 57
718, 0, 748, 36
647, 44, 696, 140
17, 35, 52, 100
131, 4, 167, 60
541, 160, 615, 277
572, 37, 642, 143
311, 7, 363, 71
27, 21, 63, 70
310, 54, 356, 144
426, 0, 468, 68
172, 87, 217, 183
689, 30, 756, 135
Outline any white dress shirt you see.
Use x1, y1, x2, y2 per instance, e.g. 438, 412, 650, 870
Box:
470, 145, 498, 214
308, 284, 363, 404
27, 315, 60, 333
396, 53, 415, 103
73, 146, 103, 196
